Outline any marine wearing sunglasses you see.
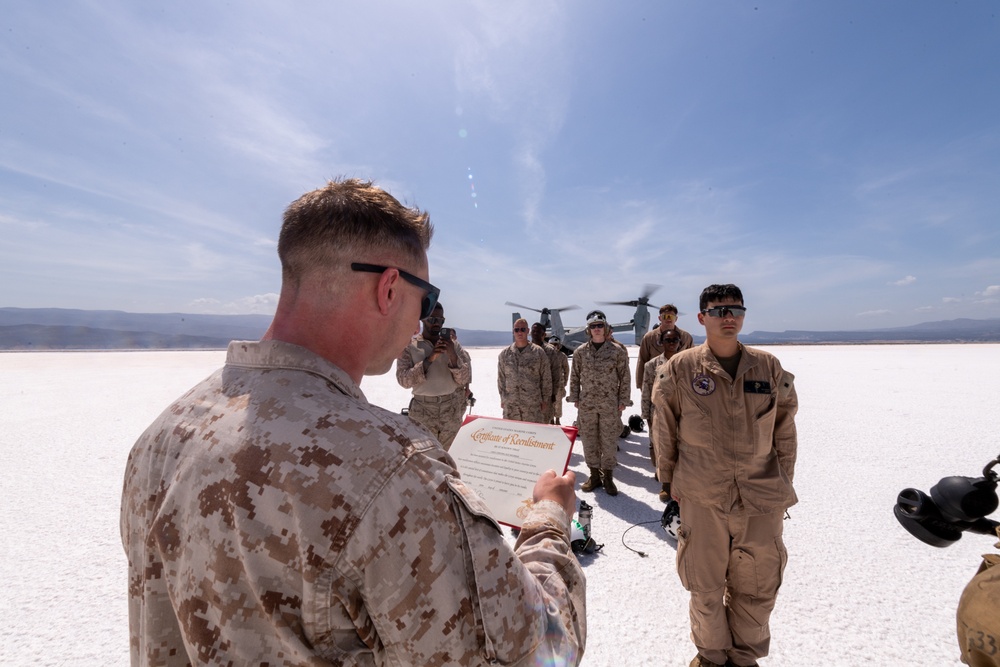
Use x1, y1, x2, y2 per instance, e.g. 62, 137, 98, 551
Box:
351, 263, 441, 320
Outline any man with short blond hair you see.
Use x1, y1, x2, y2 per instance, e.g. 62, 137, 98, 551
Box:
498, 317, 553, 423
122, 178, 585, 666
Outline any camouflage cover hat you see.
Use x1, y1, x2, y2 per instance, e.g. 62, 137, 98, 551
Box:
586, 310, 607, 325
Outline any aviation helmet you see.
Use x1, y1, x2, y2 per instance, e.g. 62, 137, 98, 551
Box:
628, 414, 645, 433
661, 499, 681, 540
586, 310, 607, 325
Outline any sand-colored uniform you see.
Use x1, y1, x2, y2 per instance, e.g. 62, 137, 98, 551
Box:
635, 325, 693, 389
958, 547, 1000, 666
641, 354, 669, 468
568, 340, 630, 471
497, 342, 553, 424
396, 337, 472, 449
121, 340, 586, 667
550, 344, 570, 421
651, 343, 797, 666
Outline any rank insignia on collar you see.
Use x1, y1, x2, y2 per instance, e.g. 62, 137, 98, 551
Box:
692, 373, 716, 396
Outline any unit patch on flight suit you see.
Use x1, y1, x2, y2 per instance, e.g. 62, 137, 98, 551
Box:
692, 373, 716, 396
744, 380, 772, 394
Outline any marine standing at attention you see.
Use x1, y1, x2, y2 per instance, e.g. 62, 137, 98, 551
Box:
652, 283, 797, 667
121, 178, 586, 666
569, 310, 631, 496
497, 317, 553, 424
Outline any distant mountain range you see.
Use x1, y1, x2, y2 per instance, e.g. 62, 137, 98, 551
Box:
1, 307, 999, 350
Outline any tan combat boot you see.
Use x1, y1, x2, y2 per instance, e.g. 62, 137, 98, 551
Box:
601, 469, 618, 496
580, 468, 602, 492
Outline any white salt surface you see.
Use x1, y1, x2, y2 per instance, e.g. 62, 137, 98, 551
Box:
2, 344, 999, 666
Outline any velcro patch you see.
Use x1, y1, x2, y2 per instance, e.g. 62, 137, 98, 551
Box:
744, 380, 772, 394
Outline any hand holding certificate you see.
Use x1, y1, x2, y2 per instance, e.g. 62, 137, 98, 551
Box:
448, 416, 579, 528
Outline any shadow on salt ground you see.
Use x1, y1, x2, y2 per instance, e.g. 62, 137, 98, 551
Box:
567, 428, 676, 562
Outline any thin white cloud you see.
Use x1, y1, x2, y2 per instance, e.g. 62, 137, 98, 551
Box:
188, 293, 278, 315
891, 275, 917, 286
857, 309, 892, 317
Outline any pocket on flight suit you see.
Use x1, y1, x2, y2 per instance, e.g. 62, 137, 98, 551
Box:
675, 522, 715, 592
728, 535, 788, 598
677, 396, 714, 450
750, 395, 777, 457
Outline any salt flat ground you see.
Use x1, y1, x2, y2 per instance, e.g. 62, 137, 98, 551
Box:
2, 344, 999, 666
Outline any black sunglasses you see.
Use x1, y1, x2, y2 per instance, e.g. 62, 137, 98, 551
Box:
513, 327, 528, 333
701, 305, 747, 319
351, 263, 440, 320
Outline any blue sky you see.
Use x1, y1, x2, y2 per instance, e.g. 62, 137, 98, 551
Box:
2, 1, 998, 334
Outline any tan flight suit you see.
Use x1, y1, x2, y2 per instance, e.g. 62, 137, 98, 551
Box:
121, 340, 586, 666
568, 339, 631, 471
641, 354, 669, 468
652, 343, 797, 667
958, 541, 1000, 666
636, 324, 693, 389
396, 336, 472, 449
497, 342, 552, 424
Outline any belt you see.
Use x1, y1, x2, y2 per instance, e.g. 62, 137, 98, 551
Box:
411, 389, 463, 403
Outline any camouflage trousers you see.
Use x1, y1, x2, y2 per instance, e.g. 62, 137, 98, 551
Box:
577, 407, 620, 470
408, 388, 467, 450
552, 389, 566, 421
502, 401, 546, 425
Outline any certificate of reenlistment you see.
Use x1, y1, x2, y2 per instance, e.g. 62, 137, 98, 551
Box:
448, 415, 579, 528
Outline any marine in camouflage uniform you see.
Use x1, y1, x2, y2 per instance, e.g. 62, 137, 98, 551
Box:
568, 311, 631, 496
121, 179, 586, 666
549, 337, 570, 425
532, 322, 564, 425
396, 303, 471, 450
497, 318, 552, 424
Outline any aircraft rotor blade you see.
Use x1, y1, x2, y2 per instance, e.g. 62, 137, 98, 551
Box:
640, 284, 662, 302
504, 302, 543, 313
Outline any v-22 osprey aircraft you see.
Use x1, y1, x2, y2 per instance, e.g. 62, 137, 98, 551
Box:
506, 285, 661, 355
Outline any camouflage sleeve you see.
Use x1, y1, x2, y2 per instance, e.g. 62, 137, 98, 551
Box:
343, 467, 586, 665
497, 349, 507, 403
617, 347, 631, 407
640, 359, 656, 420
395, 344, 426, 389
540, 348, 553, 405
512, 499, 587, 663
449, 345, 473, 387
567, 353, 581, 403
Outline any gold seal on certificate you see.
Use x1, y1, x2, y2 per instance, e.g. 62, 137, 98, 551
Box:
448, 416, 579, 528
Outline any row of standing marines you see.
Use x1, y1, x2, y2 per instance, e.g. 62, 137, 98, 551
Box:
397, 285, 797, 667
122, 178, 798, 667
